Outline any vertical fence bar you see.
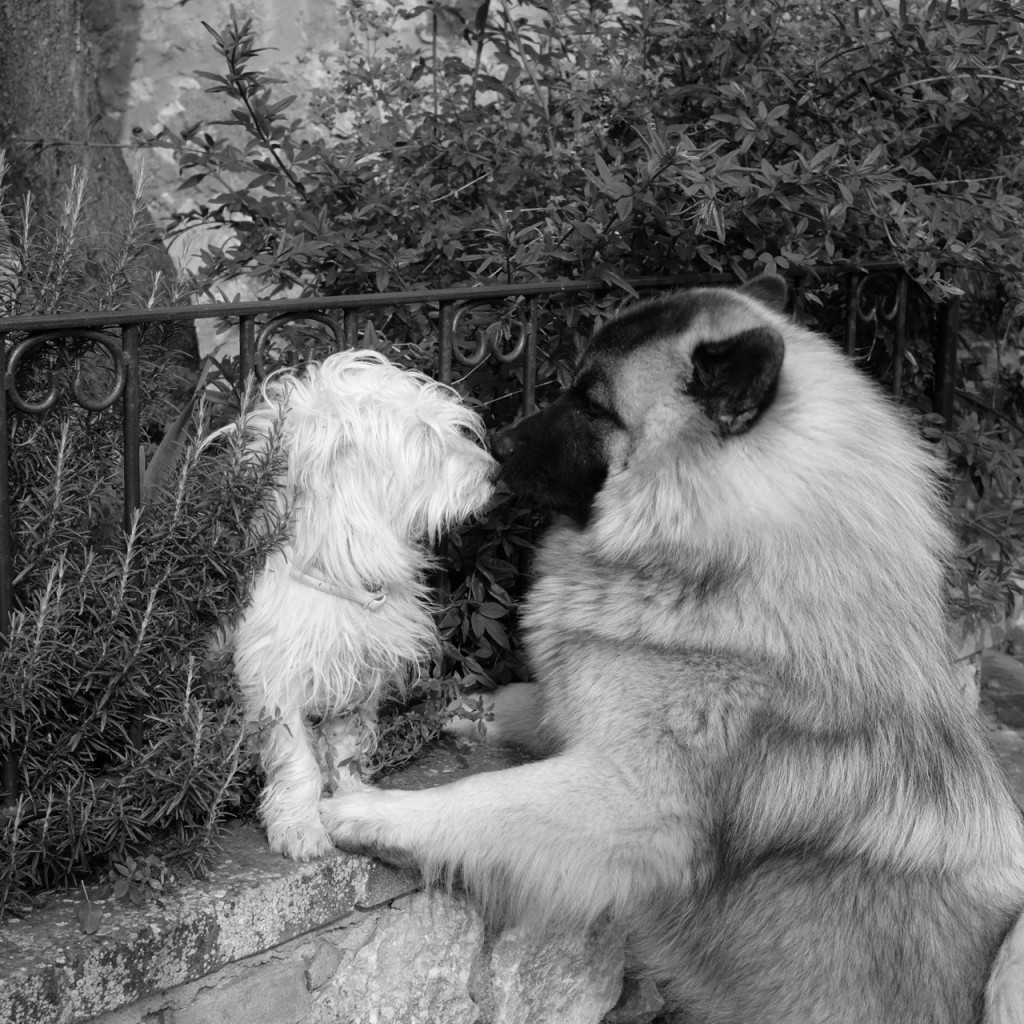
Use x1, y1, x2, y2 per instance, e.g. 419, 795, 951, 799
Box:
933, 293, 960, 427
238, 315, 256, 387
523, 297, 538, 416
892, 273, 908, 399
0, 330, 17, 804
327, 310, 344, 351
122, 325, 141, 533
343, 309, 358, 350
845, 273, 859, 357
435, 300, 457, 624
438, 301, 455, 385
0, 332, 11, 641
121, 324, 144, 750
791, 275, 805, 323
0, 757, 14, 810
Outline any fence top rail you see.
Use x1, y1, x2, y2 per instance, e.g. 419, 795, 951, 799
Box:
0, 264, 902, 335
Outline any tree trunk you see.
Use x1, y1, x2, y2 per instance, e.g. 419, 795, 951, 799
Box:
0, 0, 196, 362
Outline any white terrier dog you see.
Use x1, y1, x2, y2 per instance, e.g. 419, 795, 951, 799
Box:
232, 349, 496, 861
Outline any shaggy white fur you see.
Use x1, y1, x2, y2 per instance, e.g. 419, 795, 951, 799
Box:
232, 350, 495, 860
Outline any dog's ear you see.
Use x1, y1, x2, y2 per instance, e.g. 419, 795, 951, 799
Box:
687, 327, 784, 436
738, 273, 788, 313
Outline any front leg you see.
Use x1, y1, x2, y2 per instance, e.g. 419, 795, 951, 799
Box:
320, 751, 696, 925
259, 706, 339, 860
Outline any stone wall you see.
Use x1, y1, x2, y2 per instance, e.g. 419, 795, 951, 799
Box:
0, 744, 657, 1024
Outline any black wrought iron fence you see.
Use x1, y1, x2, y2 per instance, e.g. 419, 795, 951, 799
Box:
0, 266, 960, 803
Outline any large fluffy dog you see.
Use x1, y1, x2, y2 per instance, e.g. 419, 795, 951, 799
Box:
321, 278, 1024, 1022
233, 350, 495, 861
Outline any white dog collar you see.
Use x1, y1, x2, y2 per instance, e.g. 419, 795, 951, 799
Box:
287, 561, 388, 610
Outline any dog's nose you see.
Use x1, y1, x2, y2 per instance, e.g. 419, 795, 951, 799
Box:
491, 426, 517, 463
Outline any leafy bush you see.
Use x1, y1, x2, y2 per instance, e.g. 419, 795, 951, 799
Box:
929, 328, 1024, 619
145, 0, 1024, 610
0, 154, 183, 318
148, 0, 1024, 299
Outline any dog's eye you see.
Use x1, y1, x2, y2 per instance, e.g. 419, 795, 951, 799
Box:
581, 397, 608, 420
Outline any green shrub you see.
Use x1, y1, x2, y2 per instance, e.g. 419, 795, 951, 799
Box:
927, 328, 1024, 620
0, 389, 288, 916
145, 0, 1024, 612
0, 160, 289, 916
147, 0, 1024, 299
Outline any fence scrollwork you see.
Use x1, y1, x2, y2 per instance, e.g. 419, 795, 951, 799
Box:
253, 312, 344, 380
852, 270, 905, 330
845, 270, 910, 392
450, 301, 529, 368
5, 329, 127, 414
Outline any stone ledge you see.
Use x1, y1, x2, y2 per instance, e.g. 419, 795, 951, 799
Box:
0, 827, 412, 1024
0, 741, 594, 1024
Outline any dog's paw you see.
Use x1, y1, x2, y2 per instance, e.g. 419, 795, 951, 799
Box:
319, 789, 413, 866
320, 789, 424, 873
266, 817, 337, 861
319, 789, 378, 848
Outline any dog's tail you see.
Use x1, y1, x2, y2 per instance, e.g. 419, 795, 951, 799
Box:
985, 910, 1024, 1023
